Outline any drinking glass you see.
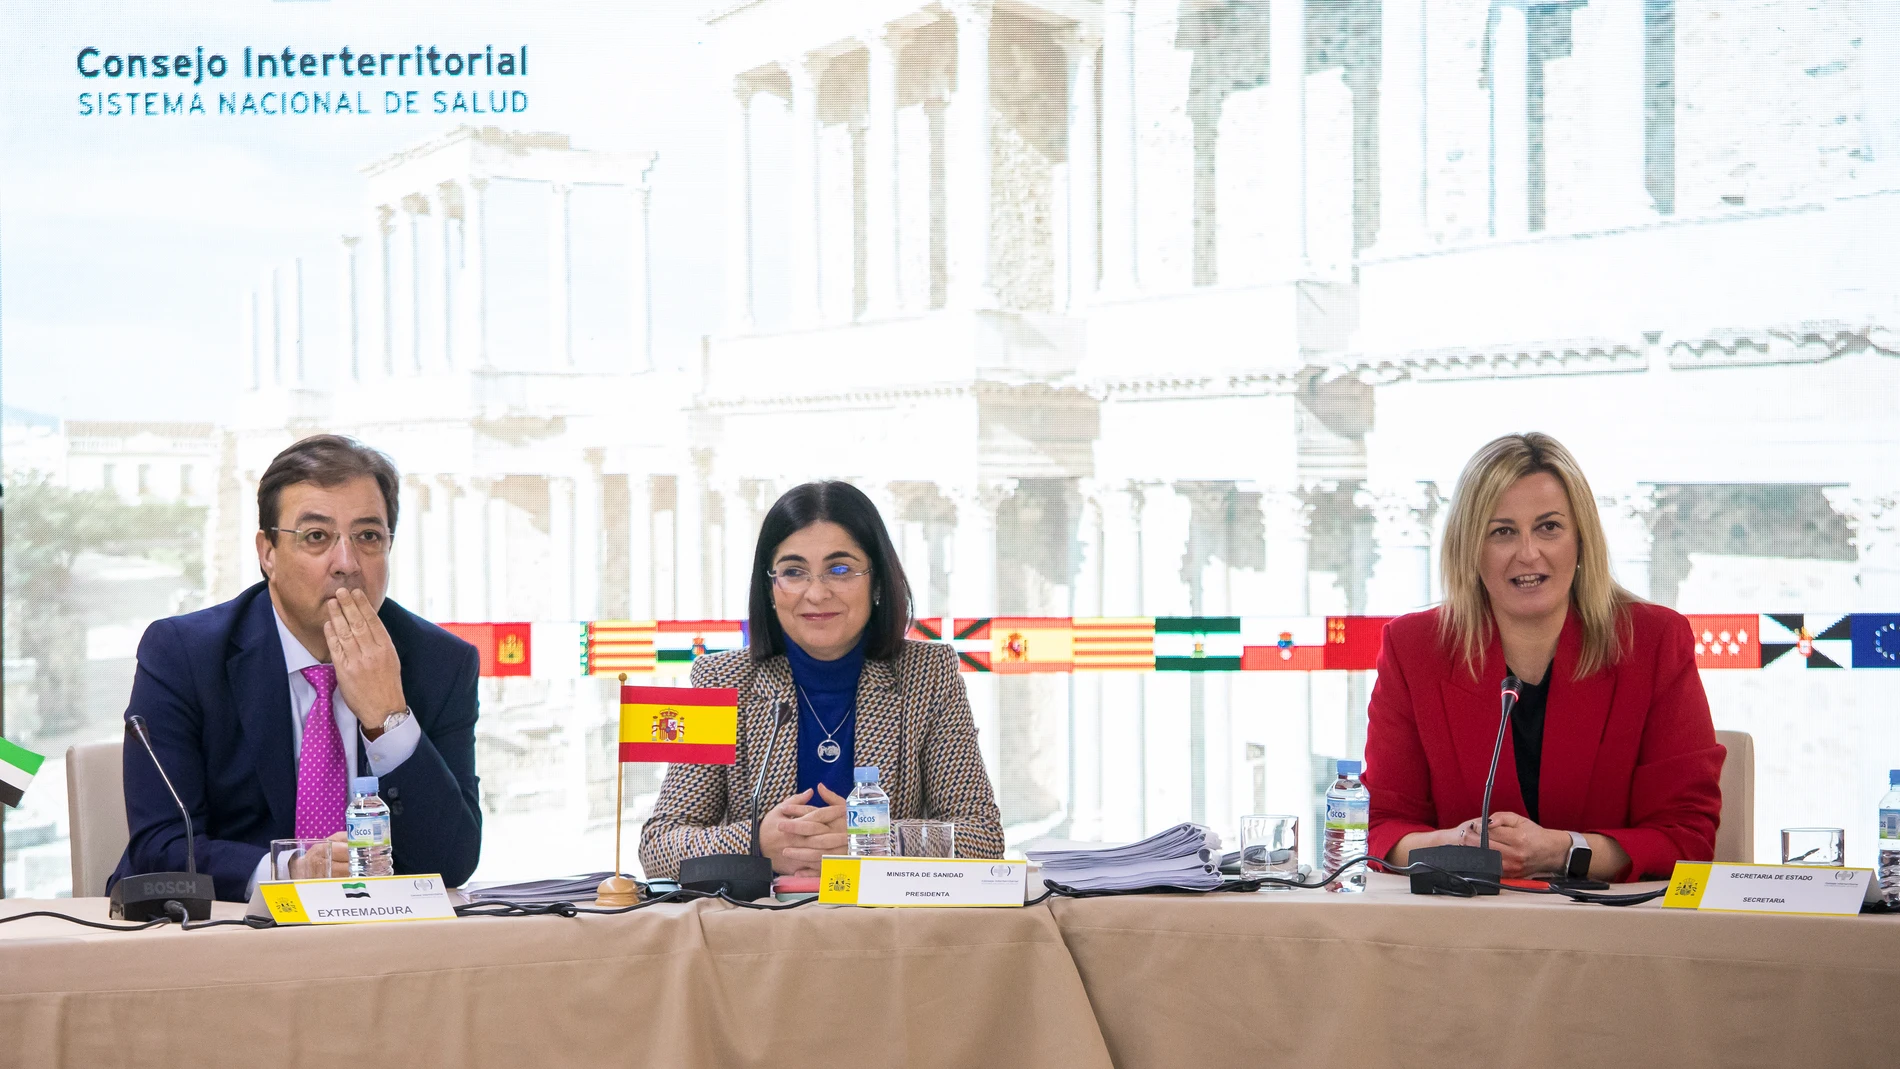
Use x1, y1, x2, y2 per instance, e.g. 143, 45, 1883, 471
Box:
892, 819, 956, 858
1241, 814, 1301, 887
1781, 827, 1844, 866
270, 837, 346, 881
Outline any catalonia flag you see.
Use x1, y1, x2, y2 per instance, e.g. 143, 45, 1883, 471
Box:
619, 685, 739, 764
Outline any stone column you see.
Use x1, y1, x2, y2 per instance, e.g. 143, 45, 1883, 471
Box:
1099, 0, 1139, 294
1358, 483, 1438, 613
459, 178, 490, 369
787, 56, 824, 328
1825, 489, 1900, 608
403, 197, 425, 372
452, 477, 488, 622
243, 288, 259, 391
484, 483, 508, 620
625, 471, 654, 621
1261, 489, 1314, 856
1491, 2, 1530, 238
338, 236, 361, 383
678, 456, 710, 619
548, 475, 576, 620
724, 84, 756, 333
1269, 0, 1309, 276
374, 205, 396, 377
287, 258, 305, 385
1376, 0, 1427, 252
548, 182, 574, 368
1586, 0, 1654, 224
864, 28, 901, 319
260, 267, 281, 386
1060, 32, 1101, 312
947, 0, 996, 310
397, 477, 428, 610
434, 185, 457, 369
631, 159, 656, 371
1098, 484, 1144, 616
425, 476, 457, 620
1599, 487, 1658, 599
575, 456, 604, 621
949, 482, 1009, 616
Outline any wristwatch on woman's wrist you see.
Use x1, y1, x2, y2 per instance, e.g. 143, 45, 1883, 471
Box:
1563, 830, 1593, 879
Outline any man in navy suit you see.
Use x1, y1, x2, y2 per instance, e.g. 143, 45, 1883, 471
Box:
109, 435, 482, 901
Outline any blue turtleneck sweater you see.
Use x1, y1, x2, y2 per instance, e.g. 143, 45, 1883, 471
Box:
785, 633, 865, 802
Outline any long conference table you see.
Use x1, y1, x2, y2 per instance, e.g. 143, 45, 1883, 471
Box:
1, 873, 1892, 1067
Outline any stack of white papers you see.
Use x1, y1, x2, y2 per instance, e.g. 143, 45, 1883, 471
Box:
465, 873, 630, 905
1026, 823, 1223, 891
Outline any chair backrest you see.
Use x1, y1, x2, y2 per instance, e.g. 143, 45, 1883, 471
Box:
66, 740, 128, 898
1713, 730, 1754, 864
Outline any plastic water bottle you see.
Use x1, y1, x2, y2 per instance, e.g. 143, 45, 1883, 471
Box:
846, 766, 891, 857
347, 776, 394, 877
1880, 770, 1900, 908
1323, 760, 1370, 894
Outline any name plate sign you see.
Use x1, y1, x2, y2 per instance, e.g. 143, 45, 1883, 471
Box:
819, 856, 1028, 907
1663, 862, 1872, 917
260, 874, 457, 925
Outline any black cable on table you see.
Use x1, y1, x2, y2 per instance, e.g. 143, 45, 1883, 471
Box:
0, 910, 172, 932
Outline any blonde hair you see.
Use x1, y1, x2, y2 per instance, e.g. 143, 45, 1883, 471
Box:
1437, 432, 1635, 680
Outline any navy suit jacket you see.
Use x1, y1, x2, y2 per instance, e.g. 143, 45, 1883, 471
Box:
107, 582, 483, 900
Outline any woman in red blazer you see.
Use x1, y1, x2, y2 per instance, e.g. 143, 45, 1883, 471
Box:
1364, 433, 1725, 882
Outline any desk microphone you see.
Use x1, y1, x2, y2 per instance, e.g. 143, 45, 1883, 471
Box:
1406, 675, 1521, 897
678, 699, 794, 902
110, 715, 216, 921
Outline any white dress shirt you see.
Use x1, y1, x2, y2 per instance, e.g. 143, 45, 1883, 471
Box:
247, 607, 423, 897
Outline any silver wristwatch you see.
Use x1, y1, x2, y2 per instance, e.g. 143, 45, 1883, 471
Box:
378, 706, 413, 733
1564, 830, 1592, 879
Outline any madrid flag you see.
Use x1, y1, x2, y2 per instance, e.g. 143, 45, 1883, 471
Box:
619, 685, 739, 764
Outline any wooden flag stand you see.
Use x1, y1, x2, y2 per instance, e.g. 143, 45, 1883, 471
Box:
596, 673, 641, 907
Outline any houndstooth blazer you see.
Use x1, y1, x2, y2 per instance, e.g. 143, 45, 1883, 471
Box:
637, 639, 1004, 880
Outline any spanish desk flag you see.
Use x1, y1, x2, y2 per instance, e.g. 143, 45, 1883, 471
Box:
0, 736, 44, 809
619, 685, 739, 764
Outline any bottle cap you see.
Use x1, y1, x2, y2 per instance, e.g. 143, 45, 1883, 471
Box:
1891, 769, 1900, 787
853, 766, 879, 784
1337, 759, 1363, 775
350, 776, 380, 796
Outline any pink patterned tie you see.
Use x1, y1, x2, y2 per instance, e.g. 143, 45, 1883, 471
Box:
295, 664, 347, 839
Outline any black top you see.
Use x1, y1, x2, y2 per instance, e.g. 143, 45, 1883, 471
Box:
1507, 665, 1553, 824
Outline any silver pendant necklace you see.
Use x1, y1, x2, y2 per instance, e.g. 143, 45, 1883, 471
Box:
797, 683, 853, 764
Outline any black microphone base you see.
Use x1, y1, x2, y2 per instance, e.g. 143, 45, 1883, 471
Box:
677, 853, 773, 902
1406, 845, 1502, 896
110, 872, 216, 920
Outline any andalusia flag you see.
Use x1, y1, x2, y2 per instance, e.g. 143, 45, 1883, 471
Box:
0, 736, 44, 809
619, 685, 739, 764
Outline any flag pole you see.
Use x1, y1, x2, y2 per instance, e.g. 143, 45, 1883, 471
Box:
597, 673, 639, 907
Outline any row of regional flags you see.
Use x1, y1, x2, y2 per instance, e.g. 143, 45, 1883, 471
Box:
444, 613, 1900, 677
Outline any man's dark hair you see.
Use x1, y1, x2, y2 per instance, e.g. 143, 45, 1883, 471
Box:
257, 434, 401, 535
748, 481, 912, 662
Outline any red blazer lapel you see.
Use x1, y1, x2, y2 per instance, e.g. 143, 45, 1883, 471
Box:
1437, 631, 1527, 821
1539, 609, 1616, 830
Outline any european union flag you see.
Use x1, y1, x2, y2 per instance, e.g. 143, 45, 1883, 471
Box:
1851, 614, 1900, 668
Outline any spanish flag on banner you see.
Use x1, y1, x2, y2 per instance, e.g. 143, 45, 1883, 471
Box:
619, 685, 740, 764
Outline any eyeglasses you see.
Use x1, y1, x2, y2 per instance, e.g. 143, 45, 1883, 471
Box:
767, 563, 870, 594
267, 526, 393, 557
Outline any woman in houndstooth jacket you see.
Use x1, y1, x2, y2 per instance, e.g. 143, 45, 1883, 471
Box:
639, 481, 1003, 880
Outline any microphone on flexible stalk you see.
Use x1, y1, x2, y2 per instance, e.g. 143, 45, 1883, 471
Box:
1406, 675, 1522, 897
677, 700, 795, 902
110, 715, 216, 921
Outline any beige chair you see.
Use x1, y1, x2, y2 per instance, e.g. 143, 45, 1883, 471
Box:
1713, 730, 1754, 864
66, 740, 128, 898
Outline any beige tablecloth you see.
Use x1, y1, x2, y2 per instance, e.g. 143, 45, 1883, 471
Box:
1051, 873, 1898, 1069
0, 896, 1111, 1069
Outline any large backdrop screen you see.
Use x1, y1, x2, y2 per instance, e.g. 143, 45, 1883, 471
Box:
4, 0, 1897, 896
